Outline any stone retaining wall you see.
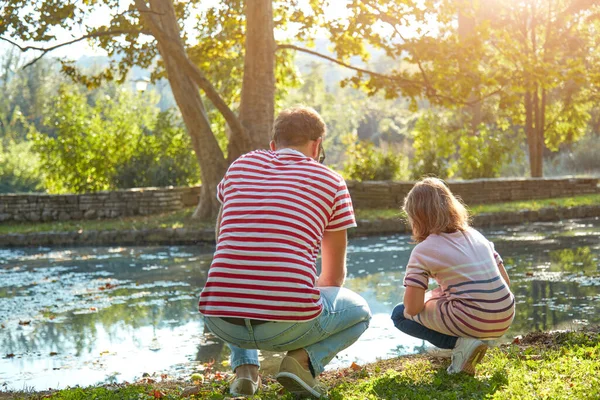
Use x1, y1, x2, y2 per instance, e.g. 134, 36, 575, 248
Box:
347, 177, 599, 209
0, 186, 201, 223
1, 205, 599, 247
0, 177, 598, 223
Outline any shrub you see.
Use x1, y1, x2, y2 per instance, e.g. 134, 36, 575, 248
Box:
0, 140, 43, 193
343, 139, 406, 181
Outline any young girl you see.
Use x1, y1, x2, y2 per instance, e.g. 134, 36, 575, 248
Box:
392, 177, 514, 375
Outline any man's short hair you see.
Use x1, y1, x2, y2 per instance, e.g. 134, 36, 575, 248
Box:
272, 106, 327, 147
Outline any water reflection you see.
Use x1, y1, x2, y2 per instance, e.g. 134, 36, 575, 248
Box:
1, 217, 599, 390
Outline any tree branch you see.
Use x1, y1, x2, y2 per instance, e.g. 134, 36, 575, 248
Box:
276, 43, 421, 88
0, 29, 148, 68
278, 44, 503, 106
133, 0, 250, 147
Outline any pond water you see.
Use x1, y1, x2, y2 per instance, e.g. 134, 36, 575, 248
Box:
1, 217, 599, 391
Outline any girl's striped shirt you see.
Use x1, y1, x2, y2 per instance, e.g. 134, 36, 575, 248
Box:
403, 228, 515, 339
198, 149, 356, 322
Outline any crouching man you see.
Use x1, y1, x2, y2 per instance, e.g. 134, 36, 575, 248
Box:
198, 106, 371, 398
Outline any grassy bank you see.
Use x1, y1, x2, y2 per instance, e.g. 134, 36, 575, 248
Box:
3, 327, 599, 399
2, 194, 599, 236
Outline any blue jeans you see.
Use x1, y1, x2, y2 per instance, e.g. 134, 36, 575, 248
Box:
204, 287, 371, 376
391, 304, 458, 349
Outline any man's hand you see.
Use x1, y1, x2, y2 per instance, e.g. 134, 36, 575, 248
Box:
317, 229, 348, 287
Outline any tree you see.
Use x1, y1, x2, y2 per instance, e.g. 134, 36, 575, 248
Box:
316, 0, 600, 177
1, 0, 294, 219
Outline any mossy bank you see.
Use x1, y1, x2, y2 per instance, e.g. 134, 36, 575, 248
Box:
2, 327, 598, 400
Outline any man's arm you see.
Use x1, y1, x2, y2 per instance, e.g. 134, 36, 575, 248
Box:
317, 229, 348, 287
215, 205, 223, 243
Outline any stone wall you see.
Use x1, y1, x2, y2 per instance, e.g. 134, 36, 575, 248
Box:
347, 177, 599, 209
0, 177, 598, 223
2, 204, 599, 247
0, 186, 202, 223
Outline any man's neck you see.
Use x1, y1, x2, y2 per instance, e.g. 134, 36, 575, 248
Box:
276, 145, 312, 158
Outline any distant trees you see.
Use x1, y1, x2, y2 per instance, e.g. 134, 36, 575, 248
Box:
320, 0, 600, 178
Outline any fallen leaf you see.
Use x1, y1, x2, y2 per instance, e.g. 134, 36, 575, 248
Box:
350, 362, 362, 371
213, 371, 226, 381
181, 386, 200, 398
49, 352, 58, 356
150, 390, 165, 398
89, 307, 97, 312
525, 272, 534, 277
18, 320, 31, 326
512, 336, 522, 344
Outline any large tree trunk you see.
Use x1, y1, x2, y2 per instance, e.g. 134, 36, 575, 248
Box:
142, 0, 228, 220
525, 91, 542, 177
458, 0, 482, 134
232, 0, 276, 161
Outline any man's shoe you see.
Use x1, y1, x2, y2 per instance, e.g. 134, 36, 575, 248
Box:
230, 375, 261, 397
447, 337, 488, 375
275, 356, 326, 398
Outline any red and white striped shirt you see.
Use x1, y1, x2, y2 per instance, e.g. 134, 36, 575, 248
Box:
198, 149, 356, 322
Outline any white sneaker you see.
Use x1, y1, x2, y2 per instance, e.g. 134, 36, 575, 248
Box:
230, 376, 261, 397
447, 337, 488, 375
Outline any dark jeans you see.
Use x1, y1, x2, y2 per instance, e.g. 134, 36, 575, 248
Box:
391, 304, 458, 349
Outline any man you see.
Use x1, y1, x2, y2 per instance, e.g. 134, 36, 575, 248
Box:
198, 106, 371, 398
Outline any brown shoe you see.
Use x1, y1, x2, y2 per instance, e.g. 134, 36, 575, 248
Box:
275, 356, 326, 398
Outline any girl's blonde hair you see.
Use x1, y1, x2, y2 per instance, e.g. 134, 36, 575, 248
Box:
403, 177, 470, 243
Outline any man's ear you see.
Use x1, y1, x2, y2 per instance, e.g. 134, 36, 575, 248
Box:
312, 137, 322, 159
269, 140, 276, 151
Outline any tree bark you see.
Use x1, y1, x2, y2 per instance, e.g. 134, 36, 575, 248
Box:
233, 0, 276, 161
140, 0, 228, 220
458, 0, 482, 134
525, 91, 540, 177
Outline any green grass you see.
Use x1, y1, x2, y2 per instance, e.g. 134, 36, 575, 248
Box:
1, 194, 599, 235
355, 193, 600, 221
0, 208, 209, 235
4, 328, 599, 399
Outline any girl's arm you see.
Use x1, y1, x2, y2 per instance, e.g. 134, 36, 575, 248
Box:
404, 286, 426, 316
498, 260, 511, 287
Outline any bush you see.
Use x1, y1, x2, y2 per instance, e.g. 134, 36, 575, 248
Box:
32, 85, 200, 193
112, 111, 200, 188
343, 139, 406, 181
410, 112, 456, 180
0, 140, 43, 193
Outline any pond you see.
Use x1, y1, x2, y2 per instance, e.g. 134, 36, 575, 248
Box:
1, 217, 599, 391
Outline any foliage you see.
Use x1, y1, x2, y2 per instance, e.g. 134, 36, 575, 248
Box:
112, 110, 200, 189
544, 132, 600, 176
0, 140, 43, 193
32, 85, 198, 194
410, 112, 457, 180
343, 136, 407, 181
319, 0, 600, 177
456, 123, 523, 180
